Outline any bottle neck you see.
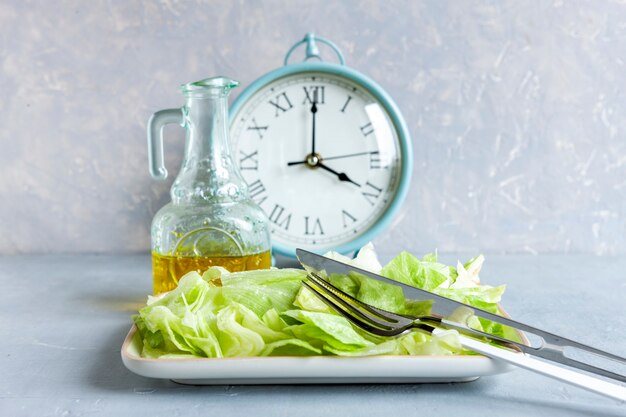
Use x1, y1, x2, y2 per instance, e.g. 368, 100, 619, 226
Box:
171, 93, 247, 204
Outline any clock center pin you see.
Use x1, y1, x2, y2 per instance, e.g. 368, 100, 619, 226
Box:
305, 153, 322, 168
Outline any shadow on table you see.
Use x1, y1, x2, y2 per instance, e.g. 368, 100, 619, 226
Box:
86, 293, 148, 314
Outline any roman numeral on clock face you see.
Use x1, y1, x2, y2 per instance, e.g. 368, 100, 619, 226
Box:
369, 151, 388, 169
341, 210, 357, 228
362, 181, 383, 206
239, 150, 259, 171
302, 86, 325, 105
360, 122, 374, 137
268, 92, 293, 117
340, 95, 352, 113
304, 216, 324, 235
246, 118, 268, 139
269, 204, 292, 230
247, 179, 267, 206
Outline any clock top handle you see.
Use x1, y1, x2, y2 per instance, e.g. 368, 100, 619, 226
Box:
283, 33, 346, 66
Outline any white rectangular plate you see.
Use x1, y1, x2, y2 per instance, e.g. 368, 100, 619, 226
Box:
121, 325, 515, 385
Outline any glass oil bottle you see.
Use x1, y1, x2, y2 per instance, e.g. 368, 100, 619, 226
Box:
147, 77, 271, 294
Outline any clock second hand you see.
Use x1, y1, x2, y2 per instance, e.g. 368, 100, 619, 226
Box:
287, 150, 374, 166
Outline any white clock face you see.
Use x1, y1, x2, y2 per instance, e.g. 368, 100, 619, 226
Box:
230, 72, 403, 251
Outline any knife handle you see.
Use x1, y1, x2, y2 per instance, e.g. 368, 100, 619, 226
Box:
454, 333, 626, 402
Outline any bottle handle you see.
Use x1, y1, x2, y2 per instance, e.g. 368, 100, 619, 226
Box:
147, 108, 183, 180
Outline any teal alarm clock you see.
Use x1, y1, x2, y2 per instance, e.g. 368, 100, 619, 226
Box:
229, 33, 412, 258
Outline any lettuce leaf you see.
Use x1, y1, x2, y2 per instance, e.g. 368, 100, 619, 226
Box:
380, 251, 453, 291
282, 310, 373, 352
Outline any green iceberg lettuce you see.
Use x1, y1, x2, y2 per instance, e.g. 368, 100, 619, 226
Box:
133, 243, 513, 358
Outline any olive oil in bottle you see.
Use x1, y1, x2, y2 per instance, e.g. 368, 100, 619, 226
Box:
152, 251, 272, 294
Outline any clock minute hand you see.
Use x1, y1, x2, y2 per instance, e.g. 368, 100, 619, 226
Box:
310, 94, 317, 155
317, 162, 361, 187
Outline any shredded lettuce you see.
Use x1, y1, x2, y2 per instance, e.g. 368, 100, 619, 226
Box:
133, 243, 516, 358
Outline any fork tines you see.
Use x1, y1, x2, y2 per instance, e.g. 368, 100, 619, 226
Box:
303, 272, 429, 337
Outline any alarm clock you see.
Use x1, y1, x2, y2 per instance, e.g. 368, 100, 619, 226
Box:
230, 33, 412, 258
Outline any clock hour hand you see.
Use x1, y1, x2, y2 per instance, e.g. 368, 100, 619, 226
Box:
287, 159, 307, 166
317, 162, 361, 187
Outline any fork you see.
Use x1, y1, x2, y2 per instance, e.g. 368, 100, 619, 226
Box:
303, 273, 626, 401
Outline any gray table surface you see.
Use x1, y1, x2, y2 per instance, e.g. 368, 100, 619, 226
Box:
0, 253, 624, 416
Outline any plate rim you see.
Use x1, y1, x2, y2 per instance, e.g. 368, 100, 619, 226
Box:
121, 325, 520, 384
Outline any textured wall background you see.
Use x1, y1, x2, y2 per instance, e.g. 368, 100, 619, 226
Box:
1, 0, 625, 255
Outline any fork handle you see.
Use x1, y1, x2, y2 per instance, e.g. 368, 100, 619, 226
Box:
455, 333, 626, 401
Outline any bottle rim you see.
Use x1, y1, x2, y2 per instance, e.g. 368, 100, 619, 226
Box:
180, 76, 239, 94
